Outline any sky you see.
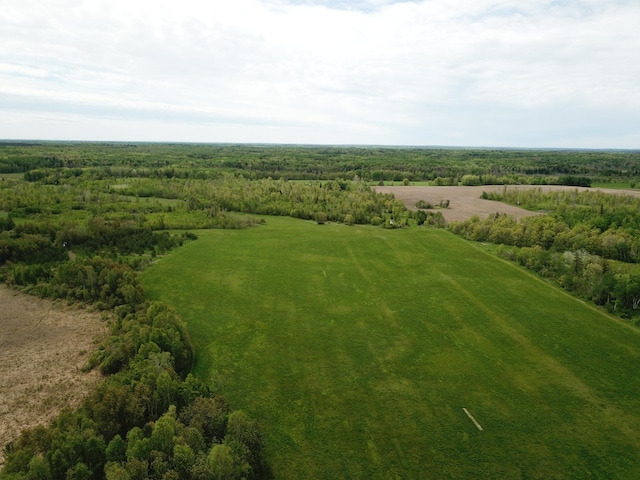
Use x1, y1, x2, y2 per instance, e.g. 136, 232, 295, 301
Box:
1, 0, 639, 148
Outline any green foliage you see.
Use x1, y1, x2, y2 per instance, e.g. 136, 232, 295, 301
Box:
205, 443, 250, 480
0, 231, 66, 265
1, 162, 407, 231
460, 174, 482, 186
343, 213, 355, 226
224, 411, 262, 474
414, 209, 427, 225
57, 218, 185, 256
314, 211, 327, 224
105, 436, 126, 463
2, 410, 107, 480
118, 175, 408, 226
415, 199, 432, 209
4, 257, 150, 318
558, 175, 592, 187
179, 397, 230, 446
3, 142, 639, 184
0, 214, 15, 232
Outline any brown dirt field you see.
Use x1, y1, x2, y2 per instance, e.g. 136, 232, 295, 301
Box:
373, 185, 640, 222
0, 286, 107, 466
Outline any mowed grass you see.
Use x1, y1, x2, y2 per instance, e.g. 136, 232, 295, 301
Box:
142, 217, 640, 479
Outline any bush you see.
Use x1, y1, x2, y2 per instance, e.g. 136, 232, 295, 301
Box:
314, 212, 327, 224
415, 199, 433, 209
461, 175, 482, 186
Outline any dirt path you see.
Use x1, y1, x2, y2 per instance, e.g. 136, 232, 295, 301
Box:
373, 185, 640, 222
0, 286, 107, 465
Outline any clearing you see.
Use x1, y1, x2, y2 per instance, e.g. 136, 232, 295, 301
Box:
0, 286, 106, 465
373, 185, 640, 221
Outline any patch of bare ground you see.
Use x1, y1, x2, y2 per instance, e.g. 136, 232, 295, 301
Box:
0, 286, 107, 466
373, 185, 640, 222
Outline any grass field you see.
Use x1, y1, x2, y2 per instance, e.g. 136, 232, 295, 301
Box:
591, 182, 636, 190
142, 217, 640, 479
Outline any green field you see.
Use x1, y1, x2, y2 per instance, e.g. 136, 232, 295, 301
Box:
142, 217, 640, 479
591, 182, 636, 190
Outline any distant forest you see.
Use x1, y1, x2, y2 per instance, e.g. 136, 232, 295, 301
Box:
2, 142, 640, 185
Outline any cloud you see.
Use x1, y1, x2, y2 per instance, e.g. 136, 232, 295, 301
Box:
0, 0, 639, 146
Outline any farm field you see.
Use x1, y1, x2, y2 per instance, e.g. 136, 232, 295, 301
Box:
142, 216, 640, 479
0, 286, 106, 466
374, 185, 640, 221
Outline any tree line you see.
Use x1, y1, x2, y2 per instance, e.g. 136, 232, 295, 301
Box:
448, 188, 640, 320
1, 259, 265, 479
479, 188, 640, 262
2, 299, 264, 479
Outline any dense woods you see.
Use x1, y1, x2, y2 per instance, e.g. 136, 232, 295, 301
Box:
2, 142, 639, 183
3, 142, 640, 478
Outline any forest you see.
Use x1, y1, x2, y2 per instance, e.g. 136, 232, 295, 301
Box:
2, 142, 639, 184
2, 142, 640, 479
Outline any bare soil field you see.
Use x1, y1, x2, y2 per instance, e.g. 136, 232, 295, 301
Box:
374, 185, 640, 222
0, 286, 107, 465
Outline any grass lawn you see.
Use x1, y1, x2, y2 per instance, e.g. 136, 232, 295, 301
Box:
142, 217, 640, 479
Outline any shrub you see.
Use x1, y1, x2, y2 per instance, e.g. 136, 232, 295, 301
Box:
314, 212, 327, 225
415, 199, 433, 209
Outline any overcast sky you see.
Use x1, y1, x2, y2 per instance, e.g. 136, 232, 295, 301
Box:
1, 0, 639, 148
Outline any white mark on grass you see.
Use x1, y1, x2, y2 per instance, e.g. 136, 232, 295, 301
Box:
463, 408, 483, 431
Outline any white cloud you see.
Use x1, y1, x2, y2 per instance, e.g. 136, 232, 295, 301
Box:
0, 0, 639, 146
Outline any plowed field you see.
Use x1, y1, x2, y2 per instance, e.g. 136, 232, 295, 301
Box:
0, 287, 106, 465
373, 185, 639, 221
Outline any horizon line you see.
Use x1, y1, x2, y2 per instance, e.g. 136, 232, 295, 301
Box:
1, 139, 638, 153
